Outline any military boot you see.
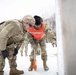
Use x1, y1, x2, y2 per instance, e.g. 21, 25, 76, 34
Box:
28, 61, 33, 71
0, 71, 4, 75
43, 60, 49, 71
9, 69, 24, 75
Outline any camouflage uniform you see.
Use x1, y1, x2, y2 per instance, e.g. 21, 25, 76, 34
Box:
0, 19, 27, 74
29, 24, 56, 59
20, 32, 29, 56
28, 24, 56, 71
20, 41, 41, 56
36, 43, 41, 55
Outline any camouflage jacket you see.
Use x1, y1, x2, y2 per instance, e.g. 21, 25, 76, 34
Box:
27, 24, 56, 45
0, 19, 27, 51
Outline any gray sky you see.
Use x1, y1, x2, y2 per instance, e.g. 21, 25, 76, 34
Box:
0, 0, 55, 21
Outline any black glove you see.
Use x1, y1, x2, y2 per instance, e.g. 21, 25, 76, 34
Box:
1, 50, 9, 59
13, 48, 18, 56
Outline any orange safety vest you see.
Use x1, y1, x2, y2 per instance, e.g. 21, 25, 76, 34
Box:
28, 22, 45, 40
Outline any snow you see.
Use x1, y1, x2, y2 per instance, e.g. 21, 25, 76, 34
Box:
4, 43, 58, 75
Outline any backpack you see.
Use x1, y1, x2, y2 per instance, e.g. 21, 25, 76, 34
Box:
0, 21, 5, 25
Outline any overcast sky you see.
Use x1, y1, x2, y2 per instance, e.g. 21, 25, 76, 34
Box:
0, 0, 55, 21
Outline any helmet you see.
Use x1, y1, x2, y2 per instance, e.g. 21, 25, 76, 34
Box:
34, 15, 43, 26
22, 15, 35, 26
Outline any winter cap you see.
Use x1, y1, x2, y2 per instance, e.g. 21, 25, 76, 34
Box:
34, 15, 43, 26
22, 15, 35, 26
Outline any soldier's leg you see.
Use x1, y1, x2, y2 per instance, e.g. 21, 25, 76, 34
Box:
40, 40, 49, 71
28, 49, 34, 71
7, 48, 24, 75
28, 42, 37, 71
20, 49, 23, 56
20, 43, 24, 56
24, 40, 29, 56
0, 52, 5, 75
36, 44, 40, 55
25, 44, 28, 56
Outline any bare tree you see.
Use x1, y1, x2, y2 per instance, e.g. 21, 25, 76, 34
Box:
44, 14, 56, 36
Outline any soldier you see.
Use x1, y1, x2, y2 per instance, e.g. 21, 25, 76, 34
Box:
20, 40, 41, 56
0, 15, 35, 75
20, 34, 29, 56
27, 15, 57, 71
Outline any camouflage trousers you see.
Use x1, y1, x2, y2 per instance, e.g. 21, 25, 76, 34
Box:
0, 48, 17, 71
20, 40, 29, 56
36, 44, 41, 55
29, 38, 47, 61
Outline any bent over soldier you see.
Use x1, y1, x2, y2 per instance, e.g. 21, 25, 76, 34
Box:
0, 15, 35, 75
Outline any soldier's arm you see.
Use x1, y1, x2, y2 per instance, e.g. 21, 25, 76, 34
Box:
45, 25, 57, 47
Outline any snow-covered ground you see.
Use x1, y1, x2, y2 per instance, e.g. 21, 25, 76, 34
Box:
4, 43, 58, 75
